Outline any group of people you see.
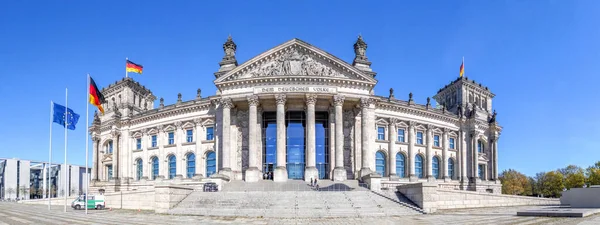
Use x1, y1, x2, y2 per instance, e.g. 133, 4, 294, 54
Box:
310, 177, 319, 189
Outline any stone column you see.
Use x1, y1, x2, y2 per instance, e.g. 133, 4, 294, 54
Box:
332, 95, 346, 181
408, 121, 417, 181
472, 131, 480, 180
175, 122, 184, 179
92, 136, 99, 181
359, 97, 372, 178
304, 94, 318, 182
219, 98, 233, 178
193, 118, 203, 178
442, 129, 450, 181
111, 131, 120, 182
245, 95, 260, 182
426, 125, 434, 181
388, 119, 398, 180
492, 138, 499, 180
460, 130, 468, 185
274, 94, 288, 182
328, 107, 335, 178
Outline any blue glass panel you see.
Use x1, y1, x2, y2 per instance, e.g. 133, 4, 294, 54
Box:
377, 127, 385, 140
108, 141, 113, 154
186, 130, 193, 143
152, 157, 159, 180
375, 151, 385, 176
136, 138, 141, 150
152, 135, 157, 147
397, 129, 405, 142
286, 121, 305, 180
478, 140, 483, 153
206, 127, 214, 140
478, 164, 484, 178
206, 152, 216, 177
315, 121, 328, 179
432, 157, 439, 179
264, 122, 277, 167
136, 159, 143, 180
448, 158, 454, 178
108, 165, 113, 180
434, 135, 440, 147
415, 155, 423, 178
449, 138, 455, 149
187, 154, 195, 178
168, 132, 175, 145
396, 153, 405, 178
168, 155, 176, 179
417, 132, 423, 145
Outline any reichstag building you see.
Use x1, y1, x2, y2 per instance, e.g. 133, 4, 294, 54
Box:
90, 36, 502, 193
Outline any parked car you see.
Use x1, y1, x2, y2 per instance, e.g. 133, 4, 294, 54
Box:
71, 194, 105, 210
203, 182, 218, 192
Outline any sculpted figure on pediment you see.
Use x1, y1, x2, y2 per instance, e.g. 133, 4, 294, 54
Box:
248, 48, 345, 78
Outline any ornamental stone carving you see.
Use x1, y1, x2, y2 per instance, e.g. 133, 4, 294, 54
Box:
305, 94, 317, 105
193, 117, 201, 125
275, 94, 287, 105
223, 35, 237, 61
220, 98, 234, 109
248, 48, 345, 78
333, 95, 345, 106
353, 35, 368, 61
389, 117, 399, 125
247, 95, 260, 106
409, 121, 417, 127
175, 121, 182, 129
359, 97, 372, 108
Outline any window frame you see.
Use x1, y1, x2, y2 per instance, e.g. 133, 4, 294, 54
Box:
397, 129, 405, 142
168, 132, 175, 145
377, 126, 386, 140
206, 127, 214, 141
151, 135, 158, 148
416, 132, 424, 145
136, 138, 142, 150
433, 135, 440, 147
449, 137, 455, 149
186, 129, 194, 143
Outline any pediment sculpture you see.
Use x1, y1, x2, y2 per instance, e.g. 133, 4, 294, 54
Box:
247, 48, 346, 78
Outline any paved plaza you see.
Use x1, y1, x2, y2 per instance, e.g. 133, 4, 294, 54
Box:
1, 202, 599, 224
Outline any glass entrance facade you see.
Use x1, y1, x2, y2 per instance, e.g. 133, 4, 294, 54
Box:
262, 111, 329, 180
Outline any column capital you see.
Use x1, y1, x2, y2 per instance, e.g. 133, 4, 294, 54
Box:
408, 121, 417, 128
359, 97, 373, 108
333, 95, 345, 106
389, 117, 399, 125
175, 121, 182, 129
220, 98, 234, 109
442, 127, 449, 135
305, 94, 318, 106
193, 117, 202, 125
426, 124, 434, 131
247, 95, 260, 106
275, 94, 287, 105
92, 135, 100, 142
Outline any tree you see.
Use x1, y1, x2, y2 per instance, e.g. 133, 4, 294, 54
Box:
540, 171, 564, 198
499, 169, 531, 195
586, 161, 600, 186
19, 185, 29, 200
560, 165, 585, 189
6, 187, 15, 199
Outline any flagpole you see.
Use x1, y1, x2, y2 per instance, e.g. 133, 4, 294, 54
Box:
85, 74, 90, 215
125, 57, 128, 78
48, 100, 53, 210
64, 88, 68, 212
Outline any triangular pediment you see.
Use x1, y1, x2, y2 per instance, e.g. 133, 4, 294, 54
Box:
214, 38, 377, 84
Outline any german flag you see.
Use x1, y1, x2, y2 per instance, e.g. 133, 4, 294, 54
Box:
459, 58, 464, 77
89, 76, 106, 114
126, 60, 143, 74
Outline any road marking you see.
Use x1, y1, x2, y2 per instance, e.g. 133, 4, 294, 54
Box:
9, 216, 32, 224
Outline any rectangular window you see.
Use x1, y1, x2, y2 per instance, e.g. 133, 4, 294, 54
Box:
377, 126, 385, 140
206, 127, 214, 140
108, 141, 113, 154
136, 138, 142, 150
434, 135, 440, 147
168, 132, 175, 145
186, 129, 193, 143
397, 129, 405, 142
478, 164, 485, 179
107, 165, 113, 180
416, 132, 423, 145
151, 135, 157, 147
449, 138, 455, 149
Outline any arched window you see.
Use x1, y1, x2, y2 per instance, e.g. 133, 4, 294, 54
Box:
106, 140, 113, 154
151, 157, 159, 180
375, 151, 386, 176
136, 159, 143, 181
168, 155, 176, 179
395, 153, 405, 178
186, 153, 196, 178
415, 155, 423, 178
206, 151, 216, 177
448, 158, 455, 179
478, 140, 484, 153
432, 156, 440, 179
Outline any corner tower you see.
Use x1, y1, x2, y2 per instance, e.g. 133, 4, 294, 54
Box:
433, 77, 495, 119
99, 77, 156, 119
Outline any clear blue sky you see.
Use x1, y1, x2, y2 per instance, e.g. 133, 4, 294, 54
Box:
1, 1, 598, 177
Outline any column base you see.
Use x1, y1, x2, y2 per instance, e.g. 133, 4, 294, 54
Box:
426, 175, 437, 182
359, 167, 372, 179
273, 166, 288, 182
409, 174, 419, 182
443, 176, 451, 182
304, 166, 319, 183
388, 174, 400, 181
219, 168, 232, 180
333, 167, 347, 181
245, 167, 261, 182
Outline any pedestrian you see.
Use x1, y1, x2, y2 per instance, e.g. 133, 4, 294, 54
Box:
310, 177, 314, 187
315, 178, 318, 187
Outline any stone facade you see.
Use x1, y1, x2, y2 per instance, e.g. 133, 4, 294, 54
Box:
90, 36, 502, 193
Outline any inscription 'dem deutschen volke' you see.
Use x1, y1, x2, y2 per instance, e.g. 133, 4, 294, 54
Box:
254, 87, 338, 94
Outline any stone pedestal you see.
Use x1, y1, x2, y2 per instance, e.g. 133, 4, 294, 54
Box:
443, 176, 451, 183
333, 167, 346, 181
245, 167, 261, 182
427, 176, 436, 182
389, 174, 400, 181
273, 167, 288, 182
359, 167, 372, 179
304, 167, 319, 183
409, 175, 419, 182
219, 168, 232, 180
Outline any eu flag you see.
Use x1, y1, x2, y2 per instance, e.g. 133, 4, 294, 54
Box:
53, 103, 80, 130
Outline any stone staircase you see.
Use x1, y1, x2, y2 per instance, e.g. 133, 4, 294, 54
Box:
168, 180, 423, 218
